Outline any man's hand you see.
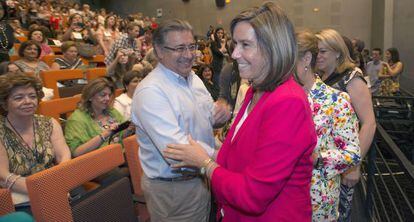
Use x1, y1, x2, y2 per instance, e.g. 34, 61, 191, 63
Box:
213, 99, 231, 128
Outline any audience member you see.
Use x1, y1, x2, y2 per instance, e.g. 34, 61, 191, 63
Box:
0, 73, 71, 209
65, 77, 132, 157
62, 13, 97, 46
106, 48, 139, 87
295, 30, 361, 221
210, 27, 227, 85
14, 41, 50, 75
198, 64, 219, 101
379, 47, 404, 96
316, 28, 376, 222
50, 41, 84, 70
105, 22, 141, 66
28, 28, 54, 58
0, 1, 16, 62
114, 70, 147, 120
365, 48, 383, 94
96, 15, 120, 56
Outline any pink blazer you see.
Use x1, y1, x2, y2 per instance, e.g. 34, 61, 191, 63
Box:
212, 77, 317, 222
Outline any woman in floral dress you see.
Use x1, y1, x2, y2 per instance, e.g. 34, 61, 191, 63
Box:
295, 30, 361, 221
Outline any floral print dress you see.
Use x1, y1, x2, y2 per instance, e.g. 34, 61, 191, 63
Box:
307, 77, 361, 221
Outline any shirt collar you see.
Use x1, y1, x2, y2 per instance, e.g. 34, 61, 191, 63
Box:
158, 63, 193, 85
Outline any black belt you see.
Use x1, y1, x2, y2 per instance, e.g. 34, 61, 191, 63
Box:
152, 175, 198, 182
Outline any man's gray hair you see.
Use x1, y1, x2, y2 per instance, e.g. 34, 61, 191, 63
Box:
152, 19, 193, 48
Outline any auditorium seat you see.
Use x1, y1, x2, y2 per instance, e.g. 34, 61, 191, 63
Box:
123, 135, 150, 222
0, 189, 14, 216
84, 67, 107, 81
40, 69, 84, 99
16, 36, 28, 43
41, 55, 62, 67
26, 144, 137, 222
86, 55, 106, 67
123, 136, 144, 197
13, 43, 21, 54
37, 95, 80, 122
9, 55, 19, 62
50, 45, 62, 54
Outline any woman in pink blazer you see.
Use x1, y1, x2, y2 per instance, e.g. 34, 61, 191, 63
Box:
164, 2, 317, 221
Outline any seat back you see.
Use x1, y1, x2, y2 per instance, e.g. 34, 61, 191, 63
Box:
26, 144, 126, 222
50, 45, 62, 54
71, 177, 137, 222
16, 36, 28, 42
86, 55, 105, 67
84, 68, 107, 82
37, 96, 80, 122
0, 189, 14, 216
13, 43, 21, 54
41, 55, 62, 67
9, 55, 19, 62
40, 69, 84, 99
123, 136, 143, 196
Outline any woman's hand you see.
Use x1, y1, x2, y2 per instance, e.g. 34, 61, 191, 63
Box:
341, 165, 361, 187
164, 135, 210, 168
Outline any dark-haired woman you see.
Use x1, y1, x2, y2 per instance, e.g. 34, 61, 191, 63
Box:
0, 1, 16, 62
198, 64, 219, 101
379, 47, 404, 96
210, 27, 227, 85
14, 41, 49, 75
114, 70, 146, 120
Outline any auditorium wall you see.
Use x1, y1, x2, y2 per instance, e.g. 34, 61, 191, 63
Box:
95, 0, 413, 91
394, 0, 414, 93
100, 0, 372, 47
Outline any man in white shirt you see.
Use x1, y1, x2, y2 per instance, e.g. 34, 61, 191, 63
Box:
131, 19, 230, 222
365, 48, 383, 94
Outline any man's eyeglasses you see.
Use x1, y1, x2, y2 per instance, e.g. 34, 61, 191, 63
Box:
163, 44, 198, 54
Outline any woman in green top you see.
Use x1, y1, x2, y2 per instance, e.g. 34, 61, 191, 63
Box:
65, 77, 132, 157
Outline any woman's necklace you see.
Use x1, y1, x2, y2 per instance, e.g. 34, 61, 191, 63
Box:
6, 117, 40, 161
96, 115, 115, 130
0, 23, 9, 50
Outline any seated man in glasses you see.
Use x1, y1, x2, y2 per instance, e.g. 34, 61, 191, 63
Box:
131, 19, 231, 222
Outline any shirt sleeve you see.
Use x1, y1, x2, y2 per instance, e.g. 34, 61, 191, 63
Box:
211, 97, 316, 215
64, 110, 95, 154
319, 93, 361, 179
113, 98, 126, 118
105, 37, 124, 66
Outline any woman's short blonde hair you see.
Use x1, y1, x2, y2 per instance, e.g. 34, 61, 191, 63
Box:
79, 77, 115, 116
0, 72, 44, 116
230, 2, 297, 92
316, 29, 355, 74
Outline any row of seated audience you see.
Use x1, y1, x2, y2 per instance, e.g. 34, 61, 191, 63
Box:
0, 71, 148, 212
